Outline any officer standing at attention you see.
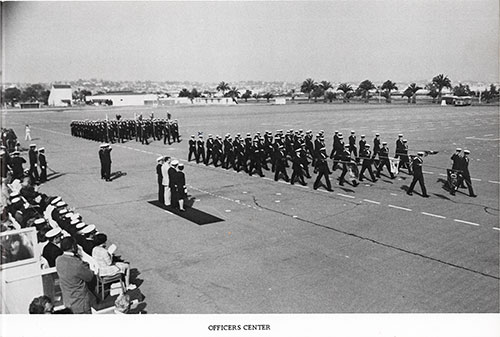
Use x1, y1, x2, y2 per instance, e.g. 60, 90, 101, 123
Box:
99, 144, 106, 180
459, 150, 477, 197
188, 135, 197, 162
196, 135, 205, 164
395, 134, 404, 160
372, 133, 381, 163
102, 144, 112, 181
156, 157, 164, 204
28, 144, 39, 183
38, 147, 47, 183
205, 134, 214, 165
358, 135, 367, 158
406, 152, 429, 197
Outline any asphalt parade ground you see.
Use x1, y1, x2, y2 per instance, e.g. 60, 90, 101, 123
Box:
3, 102, 499, 313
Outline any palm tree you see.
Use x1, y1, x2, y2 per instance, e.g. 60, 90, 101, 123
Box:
227, 87, 241, 99
262, 92, 274, 103
337, 83, 353, 103
380, 80, 398, 103
425, 83, 439, 103
432, 74, 452, 102
324, 91, 336, 103
402, 83, 422, 104
241, 90, 252, 102
311, 87, 324, 102
216, 81, 230, 96
319, 81, 333, 102
356, 80, 376, 103
301, 78, 317, 101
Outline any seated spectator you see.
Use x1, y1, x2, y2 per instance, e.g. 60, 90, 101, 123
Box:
55, 236, 95, 314
43, 228, 63, 268
75, 224, 97, 256
1, 233, 34, 263
92, 233, 135, 290
29, 295, 54, 314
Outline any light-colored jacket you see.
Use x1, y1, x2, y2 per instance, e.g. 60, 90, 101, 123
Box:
161, 163, 170, 186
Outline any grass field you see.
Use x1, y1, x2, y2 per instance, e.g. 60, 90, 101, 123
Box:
2, 102, 499, 313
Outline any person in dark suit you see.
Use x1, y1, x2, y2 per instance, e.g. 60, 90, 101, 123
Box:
56, 237, 95, 314
196, 135, 205, 164
348, 131, 358, 163
176, 164, 187, 211
98, 144, 105, 180
406, 152, 429, 197
168, 160, 179, 208
205, 134, 214, 165
459, 150, 477, 197
38, 147, 47, 183
42, 228, 63, 268
372, 133, 381, 164
358, 135, 367, 157
339, 144, 354, 186
156, 156, 164, 204
274, 145, 289, 182
290, 148, 306, 185
10, 151, 26, 180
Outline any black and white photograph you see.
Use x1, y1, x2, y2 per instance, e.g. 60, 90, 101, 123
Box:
1, 0, 498, 336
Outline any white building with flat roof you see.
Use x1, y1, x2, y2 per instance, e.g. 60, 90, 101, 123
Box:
86, 92, 159, 106
48, 84, 72, 106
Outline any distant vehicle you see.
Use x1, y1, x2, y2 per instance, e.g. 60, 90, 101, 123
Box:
441, 95, 472, 106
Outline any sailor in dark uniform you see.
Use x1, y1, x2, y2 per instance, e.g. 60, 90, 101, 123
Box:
406, 152, 429, 197
188, 135, 197, 162
459, 150, 477, 197
358, 144, 377, 182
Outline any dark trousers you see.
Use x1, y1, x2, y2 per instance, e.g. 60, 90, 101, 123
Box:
314, 171, 332, 190
462, 174, 475, 196
291, 169, 305, 185
408, 174, 427, 195
359, 162, 376, 181
376, 159, 394, 178
158, 182, 164, 204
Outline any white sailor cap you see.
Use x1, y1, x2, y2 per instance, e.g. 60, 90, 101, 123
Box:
351, 130, 355, 134
56, 201, 66, 207
81, 224, 96, 234
75, 222, 86, 229
64, 212, 74, 218
30, 143, 36, 147
365, 144, 371, 147
456, 148, 462, 151
375, 133, 380, 136
46, 228, 62, 239
34, 218, 46, 225
382, 141, 387, 145
157, 156, 164, 162
58, 209, 68, 215
398, 134, 403, 137
50, 197, 62, 205
11, 197, 21, 204
403, 139, 407, 142
464, 149, 470, 154
344, 144, 350, 148
361, 135, 365, 138
10, 191, 20, 198
417, 152, 424, 156
39, 147, 45, 152
171, 160, 179, 166
0, 150, 5, 156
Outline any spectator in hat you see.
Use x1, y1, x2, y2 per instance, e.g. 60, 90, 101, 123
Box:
43, 228, 64, 267
459, 150, 477, 197
406, 152, 429, 198
38, 147, 47, 183
55, 236, 95, 314
156, 156, 164, 204
92, 233, 135, 290
176, 163, 187, 211
75, 224, 97, 256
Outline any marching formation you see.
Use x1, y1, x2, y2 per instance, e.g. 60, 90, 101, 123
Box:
70, 116, 181, 145
186, 129, 477, 197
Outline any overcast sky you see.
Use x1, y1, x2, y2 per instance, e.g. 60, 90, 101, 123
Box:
3, 1, 499, 84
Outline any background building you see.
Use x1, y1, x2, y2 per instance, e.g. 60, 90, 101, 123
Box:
48, 84, 72, 106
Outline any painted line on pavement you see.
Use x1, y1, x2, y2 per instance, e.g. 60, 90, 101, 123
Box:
337, 193, 355, 199
423, 171, 434, 174
363, 199, 380, 205
388, 205, 412, 212
439, 173, 447, 177
421, 212, 446, 219
471, 178, 481, 182
493, 227, 500, 231
488, 180, 500, 184
454, 219, 480, 227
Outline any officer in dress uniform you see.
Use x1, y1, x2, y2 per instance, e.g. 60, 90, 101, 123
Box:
372, 133, 381, 163
290, 148, 306, 185
348, 131, 358, 163
359, 144, 377, 182
406, 152, 429, 197
188, 135, 197, 162
205, 134, 214, 165
212, 136, 223, 167
28, 144, 39, 183
395, 134, 404, 160
358, 135, 367, 158
156, 156, 164, 204
38, 147, 47, 183
274, 145, 289, 182
459, 150, 477, 197
398, 139, 410, 171
248, 140, 264, 177
339, 144, 357, 186
376, 142, 395, 179
196, 135, 205, 164
313, 150, 332, 191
